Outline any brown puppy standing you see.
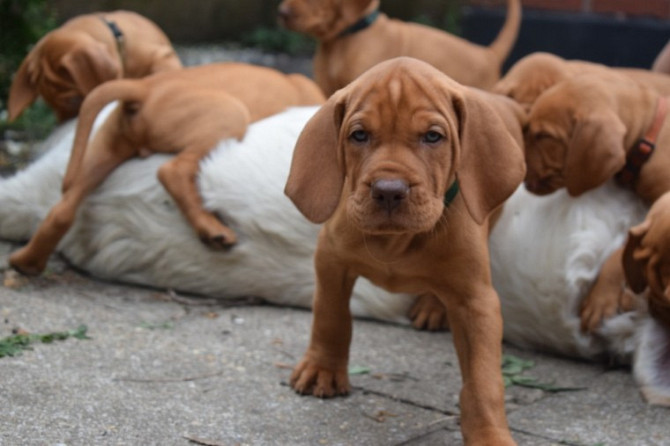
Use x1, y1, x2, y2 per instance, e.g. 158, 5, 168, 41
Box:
8, 10, 182, 122
277, 0, 521, 96
285, 58, 525, 445
9, 63, 325, 276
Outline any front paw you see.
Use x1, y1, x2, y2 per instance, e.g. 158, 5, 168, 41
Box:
290, 357, 350, 398
580, 286, 635, 333
408, 293, 449, 331
8, 248, 47, 276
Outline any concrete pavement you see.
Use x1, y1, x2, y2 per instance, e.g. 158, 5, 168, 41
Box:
1, 240, 668, 446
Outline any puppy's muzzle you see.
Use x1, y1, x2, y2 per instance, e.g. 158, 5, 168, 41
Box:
371, 179, 409, 212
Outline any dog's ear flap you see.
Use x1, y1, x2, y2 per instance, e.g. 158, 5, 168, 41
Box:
60, 42, 121, 95
7, 54, 40, 122
623, 220, 652, 293
285, 92, 346, 223
341, 0, 377, 22
565, 110, 627, 196
453, 91, 526, 225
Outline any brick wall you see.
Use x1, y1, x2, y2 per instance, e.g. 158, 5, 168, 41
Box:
469, 0, 670, 19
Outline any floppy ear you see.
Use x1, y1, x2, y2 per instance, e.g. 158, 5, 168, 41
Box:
7, 54, 40, 121
284, 92, 346, 223
565, 110, 626, 196
623, 220, 652, 293
453, 90, 526, 225
341, 0, 377, 22
60, 42, 121, 95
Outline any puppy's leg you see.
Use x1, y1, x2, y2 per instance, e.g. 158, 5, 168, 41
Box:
442, 284, 515, 445
407, 293, 450, 331
158, 147, 238, 249
580, 248, 637, 333
9, 138, 136, 275
291, 246, 355, 397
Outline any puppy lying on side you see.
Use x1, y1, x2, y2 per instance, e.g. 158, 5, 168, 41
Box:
622, 192, 670, 406
284, 58, 525, 445
8, 63, 324, 276
8, 10, 183, 122
278, 0, 521, 95
493, 52, 670, 111
0, 99, 662, 405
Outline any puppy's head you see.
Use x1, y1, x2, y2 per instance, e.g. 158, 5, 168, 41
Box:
624, 193, 670, 326
8, 30, 121, 122
285, 57, 526, 234
277, 0, 377, 40
523, 74, 627, 197
493, 52, 570, 112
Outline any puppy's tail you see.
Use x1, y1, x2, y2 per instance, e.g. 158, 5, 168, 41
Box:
63, 79, 147, 190
488, 0, 522, 66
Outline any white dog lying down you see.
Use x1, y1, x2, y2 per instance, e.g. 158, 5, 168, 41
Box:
0, 106, 667, 405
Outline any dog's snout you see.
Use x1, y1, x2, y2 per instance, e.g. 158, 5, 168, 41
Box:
371, 179, 409, 211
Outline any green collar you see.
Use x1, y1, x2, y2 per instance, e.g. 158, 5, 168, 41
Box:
339, 9, 380, 37
443, 179, 460, 207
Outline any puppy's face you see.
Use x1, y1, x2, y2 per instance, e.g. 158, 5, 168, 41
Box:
285, 57, 526, 231
277, 0, 372, 39
523, 77, 626, 197
339, 71, 456, 234
523, 103, 571, 195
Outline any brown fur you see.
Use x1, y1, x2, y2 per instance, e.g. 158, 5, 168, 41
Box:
8, 10, 182, 122
494, 52, 670, 112
523, 71, 670, 202
653, 40, 670, 74
623, 192, 670, 329
9, 63, 325, 276
278, 0, 521, 96
284, 58, 525, 445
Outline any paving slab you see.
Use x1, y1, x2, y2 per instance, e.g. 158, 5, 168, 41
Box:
1, 241, 669, 446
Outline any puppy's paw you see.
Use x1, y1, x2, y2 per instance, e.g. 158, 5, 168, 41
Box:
8, 248, 47, 276
579, 287, 636, 334
408, 293, 449, 331
290, 357, 350, 398
197, 221, 238, 250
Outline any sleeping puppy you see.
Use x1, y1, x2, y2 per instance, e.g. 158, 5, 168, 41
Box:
284, 57, 525, 445
8, 10, 182, 122
277, 0, 521, 96
493, 52, 670, 111
523, 70, 670, 204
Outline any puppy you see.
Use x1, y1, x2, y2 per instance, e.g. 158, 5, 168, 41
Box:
8, 63, 325, 276
8, 10, 182, 122
284, 57, 525, 445
621, 191, 670, 405
277, 0, 521, 95
493, 52, 670, 111
523, 71, 670, 203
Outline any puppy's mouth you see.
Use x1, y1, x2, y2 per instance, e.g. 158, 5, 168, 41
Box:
348, 178, 443, 234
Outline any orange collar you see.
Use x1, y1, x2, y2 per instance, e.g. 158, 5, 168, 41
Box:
615, 96, 668, 188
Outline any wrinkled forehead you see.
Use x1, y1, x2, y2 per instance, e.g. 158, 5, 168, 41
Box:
341, 63, 456, 127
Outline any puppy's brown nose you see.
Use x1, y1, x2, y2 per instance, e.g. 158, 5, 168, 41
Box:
371, 179, 409, 211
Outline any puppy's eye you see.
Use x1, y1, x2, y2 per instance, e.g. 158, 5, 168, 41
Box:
422, 131, 443, 144
534, 131, 553, 141
350, 129, 369, 143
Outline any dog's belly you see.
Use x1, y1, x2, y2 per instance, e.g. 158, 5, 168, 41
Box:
490, 183, 647, 359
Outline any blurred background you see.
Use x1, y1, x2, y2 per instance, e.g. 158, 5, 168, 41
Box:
0, 0, 669, 172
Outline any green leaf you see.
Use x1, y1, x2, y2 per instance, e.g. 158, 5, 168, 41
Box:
348, 366, 371, 375
0, 325, 91, 359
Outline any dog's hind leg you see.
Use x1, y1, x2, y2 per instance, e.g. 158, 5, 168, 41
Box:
9, 133, 136, 275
